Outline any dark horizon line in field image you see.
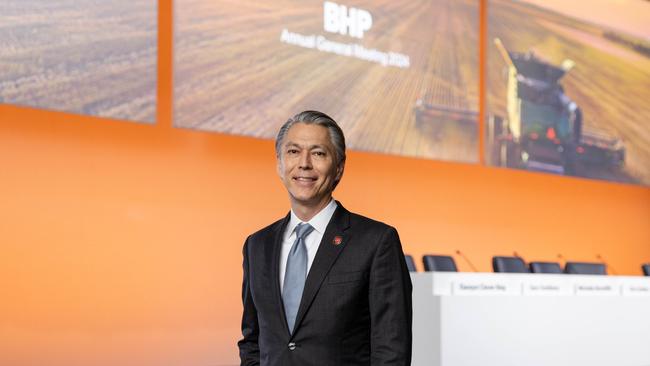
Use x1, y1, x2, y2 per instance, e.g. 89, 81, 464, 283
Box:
174, 0, 481, 164
485, 0, 650, 186
0, 0, 158, 123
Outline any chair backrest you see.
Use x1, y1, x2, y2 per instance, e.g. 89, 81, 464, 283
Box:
529, 261, 562, 274
492, 256, 529, 273
404, 255, 417, 272
642, 263, 650, 276
564, 262, 607, 275
422, 255, 458, 272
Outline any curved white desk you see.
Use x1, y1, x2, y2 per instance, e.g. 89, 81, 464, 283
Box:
411, 272, 650, 366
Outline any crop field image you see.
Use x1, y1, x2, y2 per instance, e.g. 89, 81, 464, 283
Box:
175, 0, 480, 163
0, 0, 157, 122
486, 0, 650, 185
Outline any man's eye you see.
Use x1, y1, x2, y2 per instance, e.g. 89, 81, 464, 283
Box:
287, 149, 299, 154
313, 151, 326, 157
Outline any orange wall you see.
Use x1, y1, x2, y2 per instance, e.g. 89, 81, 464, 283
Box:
1, 1, 649, 365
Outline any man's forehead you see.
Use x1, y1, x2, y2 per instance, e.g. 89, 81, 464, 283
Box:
287, 122, 329, 135
283, 141, 329, 150
283, 124, 333, 147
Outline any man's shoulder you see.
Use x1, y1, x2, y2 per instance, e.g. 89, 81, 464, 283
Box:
245, 215, 287, 245
343, 209, 401, 251
347, 210, 396, 234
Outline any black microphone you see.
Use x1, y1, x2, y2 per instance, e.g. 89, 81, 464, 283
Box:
455, 249, 478, 272
596, 253, 617, 275
557, 253, 566, 267
513, 251, 529, 267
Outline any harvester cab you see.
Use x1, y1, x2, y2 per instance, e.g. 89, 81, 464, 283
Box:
492, 38, 583, 173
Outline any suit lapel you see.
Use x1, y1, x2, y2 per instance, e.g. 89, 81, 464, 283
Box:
292, 203, 351, 334
271, 212, 291, 336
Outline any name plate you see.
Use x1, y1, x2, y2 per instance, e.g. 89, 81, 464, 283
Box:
522, 278, 572, 296
574, 279, 620, 296
621, 279, 650, 297
452, 280, 519, 296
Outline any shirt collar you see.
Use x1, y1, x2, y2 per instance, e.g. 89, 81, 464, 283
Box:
287, 199, 338, 238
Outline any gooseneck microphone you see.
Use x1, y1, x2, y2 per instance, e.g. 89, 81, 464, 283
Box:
455, 249, 478, 272
596, 254, 617, 275
513, 251, 525, 260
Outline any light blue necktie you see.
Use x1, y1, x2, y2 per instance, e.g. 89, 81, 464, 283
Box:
282, 223, 315, 334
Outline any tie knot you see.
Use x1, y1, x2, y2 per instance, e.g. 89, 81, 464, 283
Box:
295, 223, 314, 239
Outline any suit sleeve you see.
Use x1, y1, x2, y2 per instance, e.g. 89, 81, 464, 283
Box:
237, 238, 260, 366
369, 226, 413, 366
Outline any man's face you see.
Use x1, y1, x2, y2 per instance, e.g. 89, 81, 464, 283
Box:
277, 123, 344, 209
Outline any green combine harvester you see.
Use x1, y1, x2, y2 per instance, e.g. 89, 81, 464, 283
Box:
488, 38, 625, 175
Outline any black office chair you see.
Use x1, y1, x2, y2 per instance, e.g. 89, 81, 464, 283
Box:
492, 256, 529, 273
529, 261, 563, 274
564, 262, 607, 275
404, 255, 417, 272
642, 263, 650, 276
422, 255, 458, 272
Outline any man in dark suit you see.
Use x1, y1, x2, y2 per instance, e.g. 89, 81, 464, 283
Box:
238, 111, 412, 365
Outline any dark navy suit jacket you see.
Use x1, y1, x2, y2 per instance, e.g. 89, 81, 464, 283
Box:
238, 203, 412, 366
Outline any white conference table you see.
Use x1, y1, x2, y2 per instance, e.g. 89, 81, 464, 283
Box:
411, 272, 650, 366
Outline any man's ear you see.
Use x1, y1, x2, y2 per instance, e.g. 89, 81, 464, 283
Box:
276, 157, 283, 178
335, 161, 345, 181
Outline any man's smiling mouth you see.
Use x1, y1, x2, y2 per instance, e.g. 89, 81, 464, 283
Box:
294, 176, 317, 181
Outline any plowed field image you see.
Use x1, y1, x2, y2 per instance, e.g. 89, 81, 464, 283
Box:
0, 0, 157, 122
175, 0, 479, 163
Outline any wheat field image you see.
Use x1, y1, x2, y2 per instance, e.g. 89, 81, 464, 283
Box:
486, 0, 650, 185
175, 0, 480, 163
0, 0, 157, 122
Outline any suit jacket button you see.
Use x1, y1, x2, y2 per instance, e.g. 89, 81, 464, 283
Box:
288, 342, 296, 351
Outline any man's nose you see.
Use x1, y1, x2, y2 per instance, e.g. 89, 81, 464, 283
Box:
298, 151, 312, 169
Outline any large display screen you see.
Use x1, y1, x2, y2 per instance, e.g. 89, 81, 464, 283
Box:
175, 0, 480, 163
0, 0, 157, 123
486, 0, 650, 185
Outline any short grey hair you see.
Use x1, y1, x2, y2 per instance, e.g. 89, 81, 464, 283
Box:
275, 110, 346, 168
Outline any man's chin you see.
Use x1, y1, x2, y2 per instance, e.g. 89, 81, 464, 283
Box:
290, 195, 317, 206
289, 194, 330, 209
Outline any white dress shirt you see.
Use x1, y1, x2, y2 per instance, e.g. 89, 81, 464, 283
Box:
279, 199, 338, 294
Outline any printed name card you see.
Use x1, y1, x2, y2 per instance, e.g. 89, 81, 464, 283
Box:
452, 280, 519, 296
522, 278, 572, 296
621, 279, 650, 297
574, 278, 620, 296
